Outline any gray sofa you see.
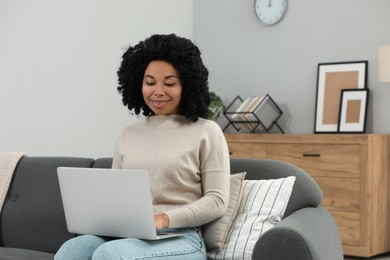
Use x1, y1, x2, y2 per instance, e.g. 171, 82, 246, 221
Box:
0, 156, 343, 260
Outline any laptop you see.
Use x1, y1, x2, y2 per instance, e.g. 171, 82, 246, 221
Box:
57, 167, 183, 240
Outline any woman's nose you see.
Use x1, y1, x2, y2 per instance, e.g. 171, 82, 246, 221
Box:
154, 84, 165, 96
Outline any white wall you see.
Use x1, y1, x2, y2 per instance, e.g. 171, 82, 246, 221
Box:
0, 0, 193, 157
193, 0, 390, 134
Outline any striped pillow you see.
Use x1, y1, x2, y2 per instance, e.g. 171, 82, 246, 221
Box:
208, 176, 296, 260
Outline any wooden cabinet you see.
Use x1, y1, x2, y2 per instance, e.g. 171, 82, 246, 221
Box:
225, 133, 390, 257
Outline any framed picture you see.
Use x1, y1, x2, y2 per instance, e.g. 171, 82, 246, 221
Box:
314, 60, 368, 133
338, 89, 369, 133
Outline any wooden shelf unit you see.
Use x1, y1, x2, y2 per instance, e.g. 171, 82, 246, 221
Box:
225, 133, 390, 257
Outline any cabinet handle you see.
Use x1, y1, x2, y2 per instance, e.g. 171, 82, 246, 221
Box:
302, 153, 321, 157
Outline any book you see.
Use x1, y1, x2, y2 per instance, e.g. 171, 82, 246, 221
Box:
231, 97, 252, 130
244, 96, 264, 131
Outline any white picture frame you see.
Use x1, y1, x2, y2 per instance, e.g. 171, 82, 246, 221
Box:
314, 61, 368, 133
338, 89, 369, 133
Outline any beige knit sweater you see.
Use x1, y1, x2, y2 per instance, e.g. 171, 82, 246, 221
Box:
112, 114, 230, 228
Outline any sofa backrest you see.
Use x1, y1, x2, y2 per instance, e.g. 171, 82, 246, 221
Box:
93, 157, 323, 218
1, 156, 94, 254
92, 157, 113, 169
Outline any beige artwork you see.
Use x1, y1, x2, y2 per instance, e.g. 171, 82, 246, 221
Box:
323, 71, 359, 124
346, 99, 361, 123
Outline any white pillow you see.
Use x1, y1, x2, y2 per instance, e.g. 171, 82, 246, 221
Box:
208, 176, 296, 260
203, 172, 246, 250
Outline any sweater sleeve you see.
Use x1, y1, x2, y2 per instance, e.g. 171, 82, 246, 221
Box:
111, 130, 124, 169
163, 122, 230, 228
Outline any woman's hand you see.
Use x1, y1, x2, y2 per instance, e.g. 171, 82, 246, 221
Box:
154, 213, 169, 230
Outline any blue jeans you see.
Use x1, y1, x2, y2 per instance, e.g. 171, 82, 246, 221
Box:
54, 228, 206, 260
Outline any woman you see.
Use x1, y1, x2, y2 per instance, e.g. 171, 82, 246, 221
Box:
55, 34, 230, 260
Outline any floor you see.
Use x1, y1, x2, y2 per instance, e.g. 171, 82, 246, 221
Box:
344, 253, 390, 259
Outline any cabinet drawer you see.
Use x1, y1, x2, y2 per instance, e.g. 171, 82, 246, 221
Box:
314, 176, 360, 211
228, 143, 267, 159
267, 144, 360, 178
331, 211, 360, 246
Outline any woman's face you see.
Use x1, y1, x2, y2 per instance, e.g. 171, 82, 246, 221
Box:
142, 60, 182, 115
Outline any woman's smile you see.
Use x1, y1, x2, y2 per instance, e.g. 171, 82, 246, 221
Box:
150, 99, 172, 108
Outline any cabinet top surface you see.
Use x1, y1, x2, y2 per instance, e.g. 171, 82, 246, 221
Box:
224, 133, 390, 144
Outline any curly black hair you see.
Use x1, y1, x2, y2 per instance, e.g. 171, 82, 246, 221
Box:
117, 34, 211, 122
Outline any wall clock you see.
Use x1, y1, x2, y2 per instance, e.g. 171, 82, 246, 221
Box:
254, 0, 288, 26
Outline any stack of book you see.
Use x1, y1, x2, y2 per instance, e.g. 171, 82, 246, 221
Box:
230, 96, 265, 131
223, 94, 284, 133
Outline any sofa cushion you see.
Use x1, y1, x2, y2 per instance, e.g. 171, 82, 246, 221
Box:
203, 172, 246, 250
208, 176, 295, 259
0, 247, 54, 260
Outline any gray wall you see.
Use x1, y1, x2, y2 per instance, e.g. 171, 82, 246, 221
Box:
193, 0, 390, 133
2, 0, 390, 157
0, 0, 193, 157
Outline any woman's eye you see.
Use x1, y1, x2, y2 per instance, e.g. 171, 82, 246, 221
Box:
145, 82, 155, 86
165, 83, 176, 87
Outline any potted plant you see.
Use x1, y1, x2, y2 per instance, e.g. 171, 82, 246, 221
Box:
208, 91, 226, 121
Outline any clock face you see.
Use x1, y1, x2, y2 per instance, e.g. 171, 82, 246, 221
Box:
254, 0, 288, 26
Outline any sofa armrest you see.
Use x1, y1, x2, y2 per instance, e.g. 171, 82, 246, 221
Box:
252, 206, 343, 260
